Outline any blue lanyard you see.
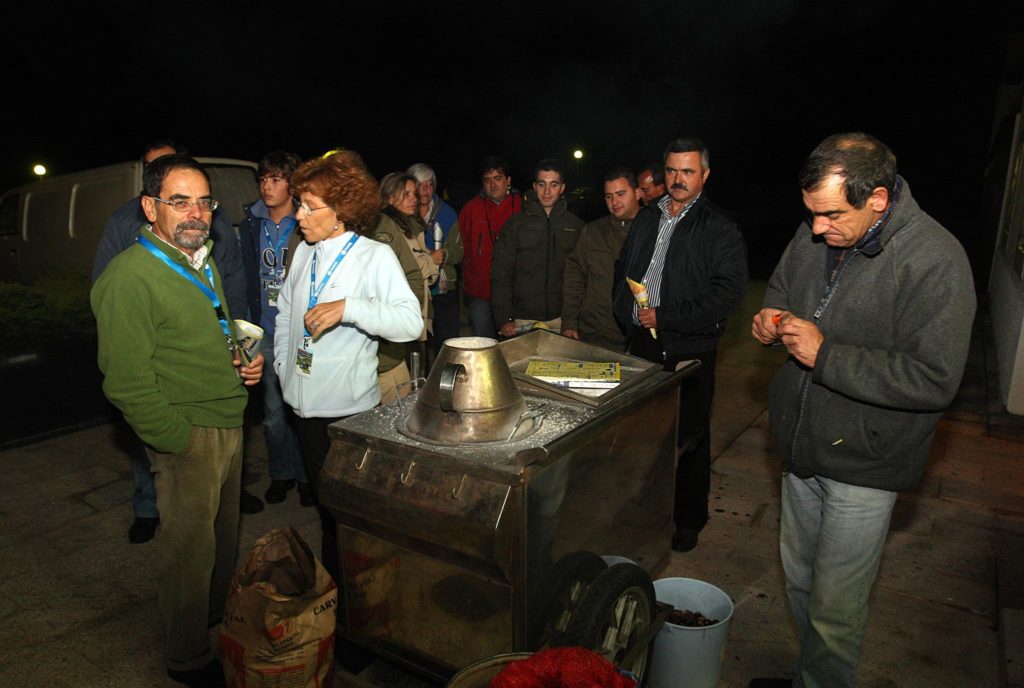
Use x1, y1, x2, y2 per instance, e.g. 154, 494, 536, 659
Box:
262, 217, 295, 279
138, 236, 234, 346
305, 233, 359, 335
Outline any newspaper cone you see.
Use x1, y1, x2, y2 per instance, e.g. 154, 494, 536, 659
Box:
627, 278, 657, 339
234, 319, 265, 366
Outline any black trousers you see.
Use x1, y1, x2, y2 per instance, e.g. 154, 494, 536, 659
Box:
295, 414, 379, 672
295, 415, 346, 586
430, 287, 462, 349
629, 329, 716, 532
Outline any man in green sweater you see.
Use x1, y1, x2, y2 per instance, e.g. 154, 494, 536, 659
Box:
92, 155, 264, 688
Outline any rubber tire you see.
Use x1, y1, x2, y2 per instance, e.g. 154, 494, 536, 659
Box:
527, 551, 608, 650
559, 562, 656, 679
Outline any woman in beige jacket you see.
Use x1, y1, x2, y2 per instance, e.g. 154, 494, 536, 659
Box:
379, 172, 437, 370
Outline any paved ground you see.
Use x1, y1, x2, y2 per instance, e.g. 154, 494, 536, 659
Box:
1, 281, 1022, 687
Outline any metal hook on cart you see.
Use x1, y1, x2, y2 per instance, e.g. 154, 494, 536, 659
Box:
451, 474, 468, 499
400, 460, 417, 485
354, 449, 370, 471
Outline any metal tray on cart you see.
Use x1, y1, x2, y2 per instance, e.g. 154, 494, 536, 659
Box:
497, 329, 662, 407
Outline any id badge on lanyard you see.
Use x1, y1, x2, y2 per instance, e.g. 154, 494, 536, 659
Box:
267, 281, 283, 308
264, 220, 292, 308
295, 233, 358, 378
295, 341, 314, 378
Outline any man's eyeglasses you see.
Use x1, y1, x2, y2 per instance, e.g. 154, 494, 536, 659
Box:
152, 197, 219, 212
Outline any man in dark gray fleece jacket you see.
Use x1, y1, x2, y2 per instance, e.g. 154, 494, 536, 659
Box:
750, 133, 975, 688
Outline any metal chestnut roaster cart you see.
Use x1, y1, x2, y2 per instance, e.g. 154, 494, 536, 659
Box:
317, 330, 697, 684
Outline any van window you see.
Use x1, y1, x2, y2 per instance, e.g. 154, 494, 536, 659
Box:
71, 177, 128, 239
25, 188, 71, 242
205, 165, 258, 228
0, 194, 18, 236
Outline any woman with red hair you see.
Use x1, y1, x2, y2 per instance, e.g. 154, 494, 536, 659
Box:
274, 151, 422, 581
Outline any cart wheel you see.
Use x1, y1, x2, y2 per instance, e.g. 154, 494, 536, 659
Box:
559, 562, 656, 680
528, 551, 608, 650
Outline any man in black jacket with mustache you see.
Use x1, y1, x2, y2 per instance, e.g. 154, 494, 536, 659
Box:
613, 137, 747, 553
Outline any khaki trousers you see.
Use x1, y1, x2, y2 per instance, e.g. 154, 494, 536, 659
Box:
148, 425, 243, 671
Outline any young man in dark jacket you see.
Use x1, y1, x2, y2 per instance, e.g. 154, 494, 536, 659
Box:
749, 133, 975, 688
238, 151, 313, 508
491, 158, 584, 336
561, 167, 640, 350
613, 137, 747, 553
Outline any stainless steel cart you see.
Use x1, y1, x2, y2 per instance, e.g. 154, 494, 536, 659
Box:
318, 330, 696, 683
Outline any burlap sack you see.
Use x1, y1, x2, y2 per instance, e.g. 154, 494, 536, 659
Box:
219, 527, 336, 687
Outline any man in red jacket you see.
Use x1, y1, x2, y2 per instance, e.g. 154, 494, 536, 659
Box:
458, 155, 522, 337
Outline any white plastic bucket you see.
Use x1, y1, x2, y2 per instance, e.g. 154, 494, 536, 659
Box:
646, 578, 734, 688
601, 555, 637, 567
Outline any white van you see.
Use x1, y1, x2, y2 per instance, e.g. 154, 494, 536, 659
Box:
0, 157, 258, 284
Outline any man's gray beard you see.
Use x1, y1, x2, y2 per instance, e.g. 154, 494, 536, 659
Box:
174, 220, 210, 250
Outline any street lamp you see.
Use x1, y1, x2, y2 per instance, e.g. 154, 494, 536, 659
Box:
33, 164, 47, 177
572, 149, 583, 186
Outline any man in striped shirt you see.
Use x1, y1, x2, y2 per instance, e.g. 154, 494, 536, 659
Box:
613, 137, 747, 553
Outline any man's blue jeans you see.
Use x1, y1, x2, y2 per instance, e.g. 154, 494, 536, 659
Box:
262, 333, 306, 483
467, 297, 496, 338
132, 439, 158, 518
780, 472, 897, 688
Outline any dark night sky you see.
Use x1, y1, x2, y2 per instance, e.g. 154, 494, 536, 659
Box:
6, 0, 1018, 275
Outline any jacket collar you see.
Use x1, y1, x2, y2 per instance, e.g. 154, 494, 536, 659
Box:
141, 225, 212, 270
657, 192, 702, 219
523, 190, 569, 218
608, 215, 634, 230
478, 189, 521, 206
856, 176, 905, 256
383, 205, 427, 237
